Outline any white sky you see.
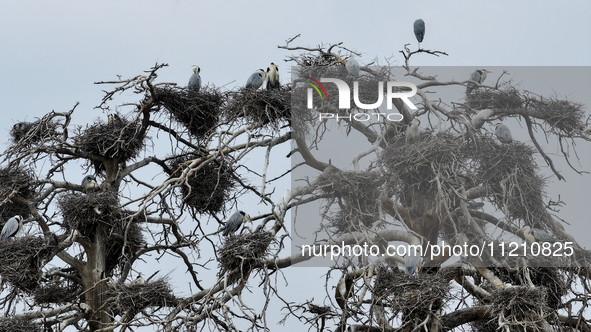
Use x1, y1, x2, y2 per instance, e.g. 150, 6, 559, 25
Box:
1, 1, 590, 331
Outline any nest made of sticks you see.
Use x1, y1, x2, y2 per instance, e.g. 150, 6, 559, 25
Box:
465, 85, 523, 110
529, 98, 585, 134
373, 266, 449, 322
33, 282, 82, 305
166, 153, 236, 215
0, 236, 50, 292
483, 286, 554, 331
218, 230, 273, 281
0, 166, 36, 220
154, 86, 222, 138
74, 116, 145, 174
105, 211, 145, 274
9, 118, 60, 147
107, 278, 177, 318
0, 317, 41, 332
317, 170, 384, 235
225, 86, 291, 127
59, 191, 121, 238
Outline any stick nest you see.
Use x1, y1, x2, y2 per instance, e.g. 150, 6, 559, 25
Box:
33, 282, 82, 305
74, 117, 145, 174
373, 266, 449, 323
530, 98, 586, 134
0, 317, 41, 332
107, 278, 177, 318
59, 191, 121, 237
0, 236, 51, 291
226, 87, 291, 127
218, 231, 273, 281
465, 86, 523, 110
0, 166, 36, 220
9, 118, 60, 147
166, 153, 236, 215
317, 171, 384, 235
155, 86, 222, 138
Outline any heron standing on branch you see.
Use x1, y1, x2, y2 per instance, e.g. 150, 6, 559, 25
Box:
413, 19, 425, 48
337, 57, 360, 76
493, 123, 513, 143
266, 62, 280, 90
516, 226, 557, 244
222, 211, 252, 236
466, 69, 491, 93
245, 69, 267, 90
1, 215, 23, 240
188, 65, 201, 92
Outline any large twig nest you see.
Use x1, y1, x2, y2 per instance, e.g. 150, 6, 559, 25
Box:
155, 86, 222, 138
465, 86, 523, 110
105, 211, 145, 273
529, 97, 585, 134
0, 317, 41, 332
9, 117, 60, 147
58, 191, 120, 238
166, 153, 236, 215
0, 236, 50, 291
225, 87, 291, 127
0, 166, 36, 220
33, 282, 82, 305
218, 231, 273, 282
107, 278, 177, 318
74, 116, 146, 174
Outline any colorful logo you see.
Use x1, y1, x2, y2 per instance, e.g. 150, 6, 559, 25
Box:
303, 76, 329, 101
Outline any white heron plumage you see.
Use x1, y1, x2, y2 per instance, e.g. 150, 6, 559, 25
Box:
404, 248, 423, 276
266, 62, 280, 90
188, 65, 201, 92
405, 118, 420, 142
1, 215, 23, 240
130, 275, 145, 285
337, 57, 360, 76
245, 69, 267, 90
516, 226, 556, 244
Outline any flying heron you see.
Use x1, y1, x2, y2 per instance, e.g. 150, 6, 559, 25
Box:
222, 211, 252, 236
337, 57, 360, 76
245, 69, 267, 90
188, 65, 201, 92
413, 19, 425, 48
516, 226, 556, 244
266, 62, 280, 90
1, 215, 23, 240
466, 69, 491, 93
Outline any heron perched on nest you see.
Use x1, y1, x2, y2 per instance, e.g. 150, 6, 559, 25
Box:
130, 275, 145, 285
413, 19, 425, 48
188, 65, 201, 92
493, 123, 513, 143
516, 226, 557, 244
222, 211, 252, 236
335, 276, 353, 310
266, 62, 280, 90
107, 114, 122, 125
404, 248, 423, 276
10, 122, 31, 135
405, 118, 420, 142
337, 57, 360, 76
0, 215, 23, 240
81, 175, 101, 190
466, 69, 491, 93
246, 69, 267, 90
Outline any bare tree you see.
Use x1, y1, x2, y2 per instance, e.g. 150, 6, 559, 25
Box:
0, 36, 589, 332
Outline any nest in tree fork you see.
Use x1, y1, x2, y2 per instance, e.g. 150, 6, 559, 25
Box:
107, 278, 177, 318
154, 86, 222, 138
166, 153, 236, 215
0, 236, 53, 292
0, 317, 41, 332
225, 87, 291, 127
74, 116, 145, 174
9, 117, 60, 147
316, 170, 384, 236
218, 230, 273, 283
33, 282, 82, 305
465, 85, 523, 110
0, 166, 36, 220
59, 191, 121, 238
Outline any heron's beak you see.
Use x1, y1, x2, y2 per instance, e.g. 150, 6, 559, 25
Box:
516, 227, 524, 233
485, 70, 492, 73
336, 59, 345, 63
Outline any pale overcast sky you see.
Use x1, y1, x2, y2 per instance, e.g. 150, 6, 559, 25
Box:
1, 1, 590, 331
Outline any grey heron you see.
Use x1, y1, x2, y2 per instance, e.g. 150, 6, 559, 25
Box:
466, 69, 491, 93
405, 118, 420, 142
245, 69, 267, 90
493, 123, 513, 143
188, 65, 201, 92
516, 226, 557, 244
107, 114, 122, 125
334, 276, 353, 310
266, 62, 280, 90
404, 248, 423, 276
337, 57, 360, 76
82, 175, 101, 190
413, 19, 425, 48
10, 122, 31, 135
130, 274, 145, 285
467, 201, 485, 209
222, 210, 252, 236
1, 215, 23, 240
